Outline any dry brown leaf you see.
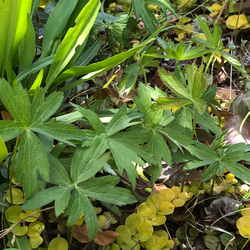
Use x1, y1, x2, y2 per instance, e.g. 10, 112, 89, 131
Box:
73, 224, 119, 246
94, 229, 119, 246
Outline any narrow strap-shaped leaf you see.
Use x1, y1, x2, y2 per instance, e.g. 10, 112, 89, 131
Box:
45, 0, 101, 90
0, 0, 18, 77
225, 162, 250, 183
17, 55, 54, 82
201, 161, 222, 181
12, 0, 32, 57
16, 129, 50, 198
53, 39, 155, 91
0, 79, 31, 126
40, 0, 78, 58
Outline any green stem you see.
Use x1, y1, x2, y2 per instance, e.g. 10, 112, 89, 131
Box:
204, 52, 215, 75
9, 136, 20, 206
241, 238, 250, 250
191, 110, 197, 139
68, 225, 74, 250
105, 28, 116, 56
239, 111, 250, 133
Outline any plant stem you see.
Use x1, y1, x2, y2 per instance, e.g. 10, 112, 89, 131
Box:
241, 238, 250, 250
105, 28, 116, 56
239, 111, 250, 133
9, 136, 20, 206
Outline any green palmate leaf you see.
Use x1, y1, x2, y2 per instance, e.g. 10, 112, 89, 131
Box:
202, 161, 223, 181
106, 104, 141, 136
48, 154, 72, 185
118, 63, 140, 91
196, 16, 216, 48
53, 39, 155, 91
181, 47, 214, 60
197, 109, 220, 134
186, 64, 206, 101
22, 186, 71, 216
0, 135, 8, 162
132, 0, 157, 33
0, 79, 31, 126
147, 130, 171, 182
46, 0, 100, 90
184, 159, 216, 170
108, 138, 145, 188
186, 141, 218, 160
0, 121, 25, 141
109, 130, 155, 165
40, 0, 79, 58
30, 123, 84, 146
169, 107, 192, 137
77, 176, 137, 205
64, 188, 98, 240
73, 104, 105, 134
157, 67, 193, 101
135, 82, 163, 128
31, 89, 63, 123
156, 127, 194, 150
0, 1, 18, 77
16, 129, 49, 198
225, 162, 250, 183
70, 134, 108, 183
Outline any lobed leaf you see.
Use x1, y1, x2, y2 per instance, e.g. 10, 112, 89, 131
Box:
16, 130, 50, 198
0, 79, 31, 126
70, 133, 108, 183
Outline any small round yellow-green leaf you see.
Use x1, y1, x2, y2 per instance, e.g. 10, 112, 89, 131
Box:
116, 225, 131, 245
149, 214, 166, 226
134, 222, 153, 242
172, 198, 185, 207
125, 213, 144, 235
158, 201, 175, 215
5, 206, 22, 223
29, 235, 43, 249
159, 188, 176, 202
20, 209, 41, 222
6, 188, 26, 205
165, 239, 175, 248
147, 194, 165, 210
209, 3, 222, 12
226, 14, 250, 29
11, 223, 28, 236
97, 215, 107, 228
137, 202, 157, 219
236, 216, 250, 238
27, 221, 45, 237
48, 237, 69, 250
